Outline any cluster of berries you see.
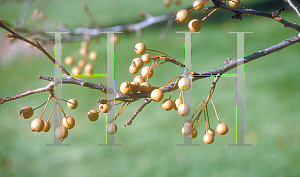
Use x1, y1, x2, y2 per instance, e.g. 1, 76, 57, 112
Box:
176, 0, 241, 32
19, 98, 78, 141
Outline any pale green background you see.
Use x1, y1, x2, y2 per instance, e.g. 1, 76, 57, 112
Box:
0, 0, 299, 176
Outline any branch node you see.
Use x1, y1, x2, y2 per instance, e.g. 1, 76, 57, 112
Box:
272, 8, 285, 18
3, 33, 14, 38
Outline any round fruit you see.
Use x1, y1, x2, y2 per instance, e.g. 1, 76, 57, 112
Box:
176, 10, 190, 23
205, 128, 215, 137
88, 110, 99, 121
203, 134, 214, 144
183, 120, 193, 127
20, 106, 34, 119
79, 47, 87, 56
65, 56, 74, 66
89, 51, 97, 61
229, 0, 240, 8
129, 65, 139, 74
120, 82, 132, 94
55, 126, 68, 141
78, 59, 86, 68
216, 123, 229, 135
151, 89, 164, 102
178, 77, 191, 91
141, 66, 154, 78
31, 118, 44, 132
163, 0, 171, 7
62, 116, 75, 129
131, 82, 140, 93
135, 43, 146, 55
43, 121, 51, 132
162, 99, 174, 111
106, 123, 117, 134
189, 129, 198, 139
84, 63, 93, 75
141, 54, 151, 64
67, 99, 78, 109
178, 103, 190, 116
133, 75, 145, 84
71, 66, 80, 75
188, 19, 202, 32
193, 0, 204, 10
174, 98, 183, 110
99, 103, 111, 113
139, 82, 151, 93
132, 58, 144, 69
182, 126, 192, 136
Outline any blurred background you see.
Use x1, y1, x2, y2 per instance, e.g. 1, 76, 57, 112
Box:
0, 0, 299, 176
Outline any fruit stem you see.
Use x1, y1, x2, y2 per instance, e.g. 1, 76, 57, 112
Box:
52, 91, 67, 118
200, 8, 217, 23
210, 97, 221, 124
47, 102, 57, 122
39, 94, 52, 119
146, 48, 170, 58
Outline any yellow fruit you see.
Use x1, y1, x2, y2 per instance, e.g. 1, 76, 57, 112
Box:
62, 116, 75, 129
20, 106, 34, 119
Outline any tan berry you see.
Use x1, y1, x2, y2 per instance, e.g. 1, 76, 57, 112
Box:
135, 43, 146, 55
188, 19, 202, 32
133, 75, 145, 84
43, 121, 51, 132
183, 120, 193, 127
71, 66, 80, 75
182, 126, 192, 136
216, 123, 229, 135
193, 0, 204, 11
203, 134, 214, 144
162, 99, 174, 111
178, 77, 191, 91
163, 0, 171, 7
55, 126, 68, 141
62, 116, 75, 129
132, 58, 144, 69
176, 10, 190, 23
131, 82, 140, 93
78, 59, 86, 68
129, 65, 139, 74
88, 110, 99, 121
89, 51, 97, 61
65, 56, 74, 66
120, 82, 132, 94
84, 63, 93, 75
151, 89, 164, 102
81, 41, 88, 48
174, 98, 183, 110
175, 0, 181, 5
20, 106, 34, 119
189, 129, 198, 139
178, 103, 190, 116
141, 54, 151, 64
31, 118, 44, 132
229, 0, 240, 8
205, 128, 215, 137
139, 82, 151, 93
99, 103, 111, 113
67, 99, 78, 109
141, 66, 154, 78
106, 123, 117, 134
79, 47, 87, 56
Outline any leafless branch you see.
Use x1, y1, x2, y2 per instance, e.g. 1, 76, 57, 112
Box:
286, 0, 300, 18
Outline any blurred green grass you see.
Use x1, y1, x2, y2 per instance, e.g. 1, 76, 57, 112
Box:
0, 0, 300, 176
